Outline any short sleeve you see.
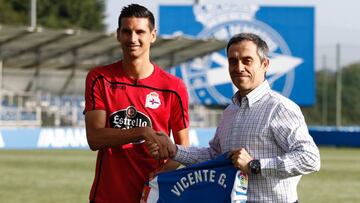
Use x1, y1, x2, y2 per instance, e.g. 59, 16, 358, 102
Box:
84, 69, 105, 113
169, 79, 189, 133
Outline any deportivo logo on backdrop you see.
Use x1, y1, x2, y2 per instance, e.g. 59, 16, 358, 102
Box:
160, 3, 315, 106
110, 106, 152, 129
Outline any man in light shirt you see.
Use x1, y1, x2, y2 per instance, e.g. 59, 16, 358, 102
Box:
148, 33, 321, 202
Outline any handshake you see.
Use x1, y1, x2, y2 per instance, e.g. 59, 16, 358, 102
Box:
143, 128, 177, 160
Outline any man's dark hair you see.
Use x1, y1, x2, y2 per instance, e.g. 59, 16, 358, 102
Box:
226, 33, 269, 62
118, 4, 155, 31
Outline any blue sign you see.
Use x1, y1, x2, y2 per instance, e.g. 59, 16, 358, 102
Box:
0, 127, 213, 149
160, 3, 315, 106
0, 128, 89, 149
1, 127, 359, 149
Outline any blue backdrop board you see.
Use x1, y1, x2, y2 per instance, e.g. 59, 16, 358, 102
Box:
0, 128, 89, 149
160, 3, 315, 106
0, 127, 359, 149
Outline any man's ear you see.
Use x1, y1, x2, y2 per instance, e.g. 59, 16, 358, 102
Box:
116, 28, 121, 42
151, 28, 157, 43
263, 58, 270, 72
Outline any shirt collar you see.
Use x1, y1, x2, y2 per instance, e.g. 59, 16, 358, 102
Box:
232, 80, 271, 107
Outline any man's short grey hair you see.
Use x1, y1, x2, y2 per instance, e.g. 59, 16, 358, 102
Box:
226, 33, 269, 62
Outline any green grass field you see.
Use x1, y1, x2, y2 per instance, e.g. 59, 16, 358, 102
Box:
0, 147, 359, 203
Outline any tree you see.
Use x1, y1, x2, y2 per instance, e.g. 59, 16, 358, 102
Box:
0, 0, 106, 31
0, 0, 28, 25
302, 63, 360, 126
341, 64, 360, 124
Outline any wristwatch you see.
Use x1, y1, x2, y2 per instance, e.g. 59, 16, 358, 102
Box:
249, 159, 261, 174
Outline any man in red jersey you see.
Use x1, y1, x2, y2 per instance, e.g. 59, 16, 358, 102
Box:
84, 4, 189, 203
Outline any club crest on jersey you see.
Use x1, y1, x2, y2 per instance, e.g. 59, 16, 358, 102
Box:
145, 92, 161, 109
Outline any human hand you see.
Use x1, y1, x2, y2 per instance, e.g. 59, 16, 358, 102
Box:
229, 148, 253, 174
145, 131, 176, 160
140, 127, 163, 157
140, 127, 158, 140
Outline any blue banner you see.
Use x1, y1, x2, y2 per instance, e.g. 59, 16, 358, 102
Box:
160, 3, 315, 106
0, 128, 89, 149
142, 153, 246, 203
0, 127, 359, 149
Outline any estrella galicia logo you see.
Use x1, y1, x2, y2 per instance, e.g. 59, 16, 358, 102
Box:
110, 106, 152, 129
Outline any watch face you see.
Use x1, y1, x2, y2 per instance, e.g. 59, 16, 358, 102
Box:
250, 160, 261, 174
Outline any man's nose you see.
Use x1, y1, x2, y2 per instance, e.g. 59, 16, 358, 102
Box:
130, 32, 138, 42
237, 62, 246, 72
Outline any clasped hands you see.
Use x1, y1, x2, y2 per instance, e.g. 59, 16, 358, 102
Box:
143, 129, 176, 160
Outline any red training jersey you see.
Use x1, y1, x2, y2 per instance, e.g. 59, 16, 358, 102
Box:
84, 61, 189, 203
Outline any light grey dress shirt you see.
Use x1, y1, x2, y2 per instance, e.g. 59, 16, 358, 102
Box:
174, 80, 320, 203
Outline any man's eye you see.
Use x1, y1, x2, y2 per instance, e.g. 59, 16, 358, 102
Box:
136, 30, 146, 34
229, 59, 237, 65
242, 59, 252, 65
121, 30, 131, 35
